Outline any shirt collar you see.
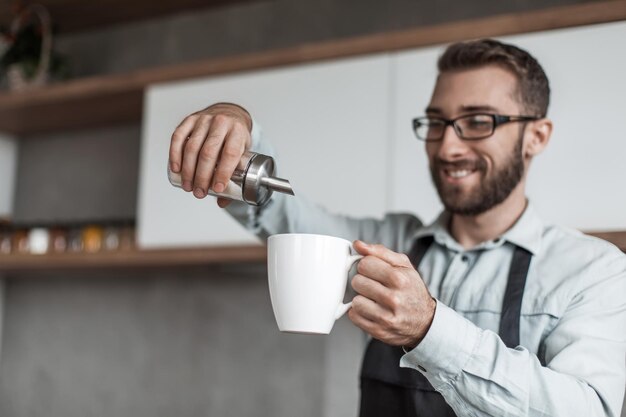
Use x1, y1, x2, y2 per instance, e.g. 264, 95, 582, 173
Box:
413, 203, 543, 255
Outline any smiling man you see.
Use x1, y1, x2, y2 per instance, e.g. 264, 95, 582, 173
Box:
168, 39, 626, 417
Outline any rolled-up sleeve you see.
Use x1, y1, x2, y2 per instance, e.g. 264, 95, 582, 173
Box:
401, 262, 626, 417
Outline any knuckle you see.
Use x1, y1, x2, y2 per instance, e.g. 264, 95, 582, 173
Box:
184, 139, 202, 153
199, 141, 221, 158
399, 254, 411, 265
234, 118, 250, 132
386, 293, 401, 310
198, 113, 212, 121
390, 269, 407, 286
221, 145, 241, 160
212, 114, 229, 125
171, 130, 187, 142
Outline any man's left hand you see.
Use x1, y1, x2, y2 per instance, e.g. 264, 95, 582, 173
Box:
348, 240, 437, 348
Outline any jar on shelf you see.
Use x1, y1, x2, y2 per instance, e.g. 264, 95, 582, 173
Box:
49, 226, 68, 253
103, 223, 120, 251
118, 221, 135, 251
0, 225, 11, 254
82, 224, 104, 253
67, 225, 83, 253
12, 228, 29, 254
28, 226, 50, 254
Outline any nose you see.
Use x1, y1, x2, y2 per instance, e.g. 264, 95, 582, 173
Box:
433, 124, 471, 160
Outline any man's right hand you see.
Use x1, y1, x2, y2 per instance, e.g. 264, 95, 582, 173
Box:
168, 103, 253, 207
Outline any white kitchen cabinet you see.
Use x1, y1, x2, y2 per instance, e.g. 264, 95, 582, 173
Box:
139, 20, 626, 248
390, 21, 626, 230
138, 54, 391, 248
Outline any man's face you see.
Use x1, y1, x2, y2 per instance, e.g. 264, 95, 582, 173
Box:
425, 65, 528, 216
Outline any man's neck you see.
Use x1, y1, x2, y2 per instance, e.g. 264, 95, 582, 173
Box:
449, 186, 528, 250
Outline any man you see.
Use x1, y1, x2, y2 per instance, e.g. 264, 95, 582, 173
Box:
168, 39, 626, 416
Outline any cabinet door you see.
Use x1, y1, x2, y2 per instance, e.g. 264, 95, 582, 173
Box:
138, 54, 391, 248
0, 134, 17, 219
391, 21, 626, 230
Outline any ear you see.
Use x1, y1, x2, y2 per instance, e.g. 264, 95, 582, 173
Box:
524, 118, 553, 158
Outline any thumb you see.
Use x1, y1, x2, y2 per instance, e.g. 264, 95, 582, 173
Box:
353, 240, 372, 256
353, 240, 412, 267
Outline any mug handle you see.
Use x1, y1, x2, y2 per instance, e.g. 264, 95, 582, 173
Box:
334, 252, 363, 319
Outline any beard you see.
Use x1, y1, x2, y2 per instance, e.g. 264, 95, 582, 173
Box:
430, 135, 525, 216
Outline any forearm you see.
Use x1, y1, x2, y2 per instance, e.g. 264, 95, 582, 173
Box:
401, 302, 624, 417
225, 119, 423, 249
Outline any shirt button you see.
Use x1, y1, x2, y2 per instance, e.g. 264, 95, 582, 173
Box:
417, 365, 427, 372
461, 255, 469, 262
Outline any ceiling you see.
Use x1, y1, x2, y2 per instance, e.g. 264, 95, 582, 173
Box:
0, 0, 256, 34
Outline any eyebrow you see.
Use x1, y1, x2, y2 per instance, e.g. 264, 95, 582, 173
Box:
425, 104, 500, 114
460, 104, 499, 113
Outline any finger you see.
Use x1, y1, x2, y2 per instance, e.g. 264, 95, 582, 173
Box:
217, 197, 232, 208
355, 255, 396, 286
169, 114, 198, 173
348, 299, 389, 340
348, 307, 378, 334
212, 124, 247, 193
351, 272, 393, 304
353, 240, 412, 268
351, 294, 392, 323
179, 115, 212, 193
192, 115, 231, 197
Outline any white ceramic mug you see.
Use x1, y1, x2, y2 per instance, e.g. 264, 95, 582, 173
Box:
267, 233, 362, 334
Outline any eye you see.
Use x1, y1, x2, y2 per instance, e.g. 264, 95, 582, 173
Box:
464, 115, 492, 130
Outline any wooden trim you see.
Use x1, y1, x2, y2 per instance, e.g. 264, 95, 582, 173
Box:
0, 245, 267, 272
586, 231, 626, 252
102, 0, 626, 84
0, 0, 624, 136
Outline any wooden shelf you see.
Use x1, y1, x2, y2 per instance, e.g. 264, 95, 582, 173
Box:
0, 245, 267, 272
0, 232, 622, 273
0, 0, 255, 34
0, 0, 624, 136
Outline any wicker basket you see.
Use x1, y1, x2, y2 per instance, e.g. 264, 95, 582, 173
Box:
6, 4, 52, 91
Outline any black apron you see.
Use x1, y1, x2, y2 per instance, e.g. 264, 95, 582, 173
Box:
359, 236, 532, 417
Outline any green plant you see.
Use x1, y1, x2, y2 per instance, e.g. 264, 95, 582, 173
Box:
0, 22, 69, 82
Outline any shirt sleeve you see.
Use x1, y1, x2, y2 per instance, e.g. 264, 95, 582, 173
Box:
225, 120, 424, 251
400, 257, 626, 417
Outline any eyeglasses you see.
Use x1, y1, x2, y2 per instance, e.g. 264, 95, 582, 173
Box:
412, 113, 540, 141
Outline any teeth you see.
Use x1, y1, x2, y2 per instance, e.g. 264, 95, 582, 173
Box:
447, 169, 473, 178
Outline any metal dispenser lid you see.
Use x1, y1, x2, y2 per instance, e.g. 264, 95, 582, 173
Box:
242, 153, 294, 206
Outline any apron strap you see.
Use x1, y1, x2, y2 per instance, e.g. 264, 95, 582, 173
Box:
499, 246, 533, 348
407, 235, 435, 268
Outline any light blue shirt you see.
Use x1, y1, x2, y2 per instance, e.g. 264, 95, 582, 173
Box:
226, 125, 626, 417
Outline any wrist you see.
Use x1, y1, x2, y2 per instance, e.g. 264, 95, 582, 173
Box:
412, 297, 437, 347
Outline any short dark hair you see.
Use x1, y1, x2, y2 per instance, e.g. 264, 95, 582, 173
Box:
438, 39, 550, 117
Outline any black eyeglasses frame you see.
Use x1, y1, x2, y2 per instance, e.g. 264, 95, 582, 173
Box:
412, 113, 541, 141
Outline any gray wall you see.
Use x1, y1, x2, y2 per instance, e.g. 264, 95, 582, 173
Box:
0, 266, 327, 417
2, 0, 620, 416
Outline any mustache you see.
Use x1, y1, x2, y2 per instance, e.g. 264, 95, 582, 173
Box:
432, 157, 486, 172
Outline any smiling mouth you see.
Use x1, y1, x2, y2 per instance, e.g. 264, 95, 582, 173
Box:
444, 168, 477, 179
